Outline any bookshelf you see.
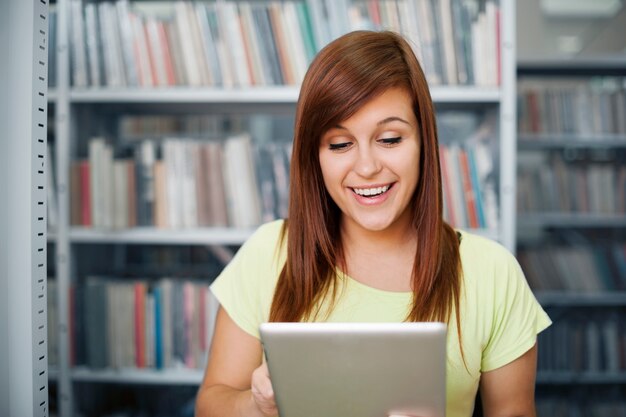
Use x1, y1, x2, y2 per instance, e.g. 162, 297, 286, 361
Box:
516, 59, 626, 409
47, 0, 518, 416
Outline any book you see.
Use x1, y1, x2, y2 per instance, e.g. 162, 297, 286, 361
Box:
84, 277, 108, 368
135, 140, 156, 226
84, 3, 101, 87
221, 134, 262, 228
69, 0, 88, 87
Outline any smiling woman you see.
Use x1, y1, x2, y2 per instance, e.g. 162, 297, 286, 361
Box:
195, 31, 551, 417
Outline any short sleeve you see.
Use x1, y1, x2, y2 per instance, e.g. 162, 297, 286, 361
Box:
481, 252, 552, 372
210, 220, 285, 339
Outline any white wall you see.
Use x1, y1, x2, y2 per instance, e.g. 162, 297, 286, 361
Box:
517, 0, 626, 60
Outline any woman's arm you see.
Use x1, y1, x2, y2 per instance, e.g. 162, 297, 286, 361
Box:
479, 343, 538, 417
195, 307, 275, 417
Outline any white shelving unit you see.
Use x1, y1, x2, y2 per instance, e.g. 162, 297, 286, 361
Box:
48, 1, 518, 416
1, 1, 51, 417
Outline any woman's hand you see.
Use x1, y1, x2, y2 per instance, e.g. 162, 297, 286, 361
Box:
251, 361, 278, 417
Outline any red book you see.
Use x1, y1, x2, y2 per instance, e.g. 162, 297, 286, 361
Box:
134, 282, 146, 368
459, 149, 479, 229
79, 161, 91, 226
158, 22, 177, 86
268, 4, 295, 85
368, 0, 381, 27
527, 92, 541, 133
238, 13, 257, 85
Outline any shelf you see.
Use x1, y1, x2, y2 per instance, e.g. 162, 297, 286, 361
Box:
518, 58, 626, 76
71, 367, 203, 385
430, 86, 501, 103
536, 291, 626, 307
536, 371, 626, 385
69, 226, 255, 245
69, 226, 499, 245
47, 230, 57, 242
70, 86, 301, 104
517, 213, 626, 228
518, 134, 626, 149
48, 88, 57, 102
67, 86, 501, 104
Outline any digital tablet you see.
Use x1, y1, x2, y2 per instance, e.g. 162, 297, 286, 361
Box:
259, 322, 447, 417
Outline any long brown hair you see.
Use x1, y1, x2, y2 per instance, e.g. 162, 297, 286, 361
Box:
269, 31, 462, 339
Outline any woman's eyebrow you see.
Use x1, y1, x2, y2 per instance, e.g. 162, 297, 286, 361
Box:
334, 116, 411, 131
376, 116, 411, 126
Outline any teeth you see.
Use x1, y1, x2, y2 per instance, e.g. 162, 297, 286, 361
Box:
353, 185, 390, 196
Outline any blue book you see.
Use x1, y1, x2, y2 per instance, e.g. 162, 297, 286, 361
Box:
154, 286, 163, 369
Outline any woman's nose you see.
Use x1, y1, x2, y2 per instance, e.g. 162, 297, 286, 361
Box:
353, 146, 381, 178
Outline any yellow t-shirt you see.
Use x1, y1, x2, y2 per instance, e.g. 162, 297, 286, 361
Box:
211, 220, 552, 417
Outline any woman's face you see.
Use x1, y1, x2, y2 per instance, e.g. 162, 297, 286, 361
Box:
318, 87, 420, 235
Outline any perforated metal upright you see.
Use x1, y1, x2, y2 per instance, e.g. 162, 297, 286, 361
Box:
0, 1, 50, 417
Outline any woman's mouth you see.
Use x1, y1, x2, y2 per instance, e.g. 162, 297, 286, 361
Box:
351, 183, 393, 198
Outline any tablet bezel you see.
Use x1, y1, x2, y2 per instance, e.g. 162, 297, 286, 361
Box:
260, 322, 447, 417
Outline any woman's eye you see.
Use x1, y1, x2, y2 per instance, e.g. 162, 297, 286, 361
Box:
329, 142, 352, 151
379, 137, 402, 145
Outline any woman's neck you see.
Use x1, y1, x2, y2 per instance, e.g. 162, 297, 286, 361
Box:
339, 218, 417, 292
340, 216, 416, 252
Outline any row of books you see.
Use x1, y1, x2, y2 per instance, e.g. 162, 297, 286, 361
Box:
517, 152, 626, 215
70, 276, 218, 370
70, 132, 497, 231
67, 0, 500, 88
518, 77, 626, 136
518, 243, 626, 292
537, 312, 625, 373
71, 134, 275, 229
118, 114, 234, 142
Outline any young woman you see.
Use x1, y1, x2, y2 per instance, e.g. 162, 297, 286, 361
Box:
195, 31, 551, 417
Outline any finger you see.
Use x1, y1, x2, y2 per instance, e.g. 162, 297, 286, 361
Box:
251, 367, 275, 401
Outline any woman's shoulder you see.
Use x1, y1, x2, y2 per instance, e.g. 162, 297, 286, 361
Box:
456, 229, 521, 287
456, 229, 514, 264
237, 219, 288, 264
250, 219, 286, 240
